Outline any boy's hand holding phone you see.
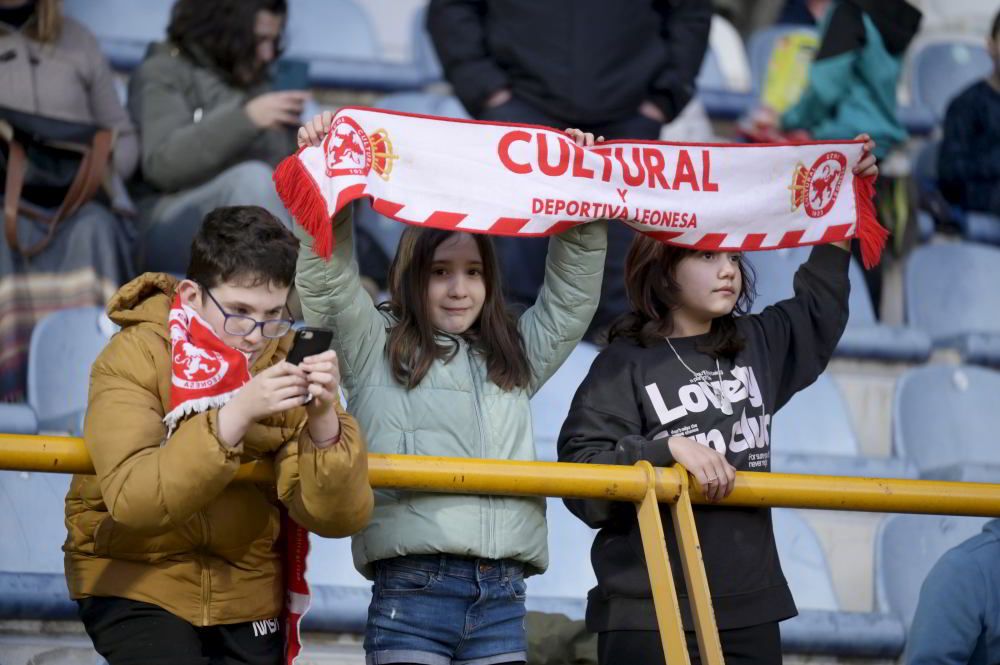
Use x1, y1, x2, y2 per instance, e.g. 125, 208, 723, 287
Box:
218, 362, 309, 447
299, 351, 342, 447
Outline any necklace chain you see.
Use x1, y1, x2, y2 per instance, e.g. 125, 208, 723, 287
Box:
664, 336, 731, 414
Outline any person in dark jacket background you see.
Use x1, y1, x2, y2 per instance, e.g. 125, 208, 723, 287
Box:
427, 0, 711, 342
938, 9, 1000, 217
558, 142, 877, 665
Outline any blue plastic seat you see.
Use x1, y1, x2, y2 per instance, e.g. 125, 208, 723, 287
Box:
893, 365, 1000, 481
909, 40, 991, 122
696, 47, 754, 120
875, 514, 989, 628
530, 342, 600, 462
62, 0, 172, 71
905, 243, 1000, 365
748, 248, 932, 362
773, 509, 838, 611
0, 307, 114, 436
283, 0, 423, 91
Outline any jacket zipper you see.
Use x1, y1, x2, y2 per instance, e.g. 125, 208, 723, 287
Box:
198, 511, 211, 626
466, 345, 494, 558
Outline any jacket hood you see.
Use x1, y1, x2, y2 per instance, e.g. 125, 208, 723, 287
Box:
850, 0, 921, 56
107, 272, 178, 332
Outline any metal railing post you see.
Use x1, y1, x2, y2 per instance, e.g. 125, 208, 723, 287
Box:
668, 464, 724, 664
635, 461, 690, 664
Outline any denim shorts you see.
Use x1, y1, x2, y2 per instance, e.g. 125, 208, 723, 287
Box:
364, 554, 528, 665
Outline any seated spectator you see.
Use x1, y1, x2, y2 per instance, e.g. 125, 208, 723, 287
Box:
0, 0, 138, 401
128, 0, 307, 274
752, 0, 922, 160
906, 519, 1000, 664
938, 10, 1000, 217
65, 205, 373, 664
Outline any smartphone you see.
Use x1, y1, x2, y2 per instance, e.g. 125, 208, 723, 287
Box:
272, 58, 310, 92
286, 327, 333, 366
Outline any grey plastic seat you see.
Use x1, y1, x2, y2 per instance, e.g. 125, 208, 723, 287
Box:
909, 40, 991, 121
283, 0, 423, 90
63, 0, 172, 70
0, 471, 72, 575
0, 307, 114, 435
530, 342, 600, 462
773, 509, 838, 611
905, 243, 1000, 366
875, 514, 989, 628
524, 499, 597, 619
893, 364, 1000, 482
749, 248, 932, 362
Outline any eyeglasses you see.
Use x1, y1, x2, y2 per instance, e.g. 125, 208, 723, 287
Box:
201, 287, 293, 339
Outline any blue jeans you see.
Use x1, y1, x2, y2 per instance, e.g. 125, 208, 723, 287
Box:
364, 554, 528, 665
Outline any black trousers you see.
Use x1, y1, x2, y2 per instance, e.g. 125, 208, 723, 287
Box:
598, 623, 782, 665
478, 96, 664, 342
78, 597, 283, 665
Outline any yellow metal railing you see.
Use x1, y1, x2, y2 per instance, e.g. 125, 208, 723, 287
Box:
4, 433, 1000, 664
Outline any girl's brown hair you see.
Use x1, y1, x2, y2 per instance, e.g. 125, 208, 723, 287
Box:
24, 0, 61, 43
378, 228, 531, 391
608, 234, 757, 358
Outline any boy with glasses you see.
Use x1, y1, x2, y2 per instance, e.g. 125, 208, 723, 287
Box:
64, 205, 373, 665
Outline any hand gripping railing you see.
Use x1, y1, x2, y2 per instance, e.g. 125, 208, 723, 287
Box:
3, 433, 1000, 664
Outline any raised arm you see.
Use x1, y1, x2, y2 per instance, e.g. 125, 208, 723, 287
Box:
519, 221, 607, 396
295, 205, 387, 393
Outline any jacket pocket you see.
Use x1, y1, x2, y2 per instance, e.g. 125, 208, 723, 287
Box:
377, 560, 439, 595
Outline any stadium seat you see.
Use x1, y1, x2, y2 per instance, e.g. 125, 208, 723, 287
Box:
905, 243, 1000, 366
0, 307, 114, 436
773, 509, 838, 611
749, 248, 932, 362
893, 364, 1000, 481
283, 0, 423, 91
410, 6, 443, 85
908, 40, 992, 122
63, 0, 172, 71
696, 17, 754, 120
530, 342, 600, 462
525, 499, 598, 619
874, 514, 989, 628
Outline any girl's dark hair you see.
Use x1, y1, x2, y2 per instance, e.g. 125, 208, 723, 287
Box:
608, 234, 756, 358
186, 205, 298, 289
167, 0, 287, 87
379, 228, 531, 391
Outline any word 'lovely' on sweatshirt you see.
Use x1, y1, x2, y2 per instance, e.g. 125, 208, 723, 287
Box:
558, 244, 850, 632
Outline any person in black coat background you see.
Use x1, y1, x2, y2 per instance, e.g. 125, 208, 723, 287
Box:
427, 0, 712, 341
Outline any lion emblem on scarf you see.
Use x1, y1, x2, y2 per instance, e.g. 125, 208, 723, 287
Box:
790, 151, 848, 218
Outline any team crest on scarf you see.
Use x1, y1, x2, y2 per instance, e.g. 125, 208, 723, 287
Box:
789, 151, 847, 218
323, 116, 398, 181
164, 294, 250, 432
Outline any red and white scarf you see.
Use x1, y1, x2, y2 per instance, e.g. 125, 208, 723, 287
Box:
273, 107, 885, 268
165, 293, 310, 664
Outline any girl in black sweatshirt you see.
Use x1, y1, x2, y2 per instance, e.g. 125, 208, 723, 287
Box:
557, 137, 878, 664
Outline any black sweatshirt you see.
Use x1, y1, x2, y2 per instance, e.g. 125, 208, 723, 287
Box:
557, 245, 850, 632
426, 0, 711, 125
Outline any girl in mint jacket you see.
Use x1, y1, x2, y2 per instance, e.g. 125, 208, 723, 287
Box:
295, 113, 607, 665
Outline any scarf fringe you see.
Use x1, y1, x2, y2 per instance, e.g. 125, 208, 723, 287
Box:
162, 390, 239, 437
855, 174, 888, 269
273, 154, 335, 259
